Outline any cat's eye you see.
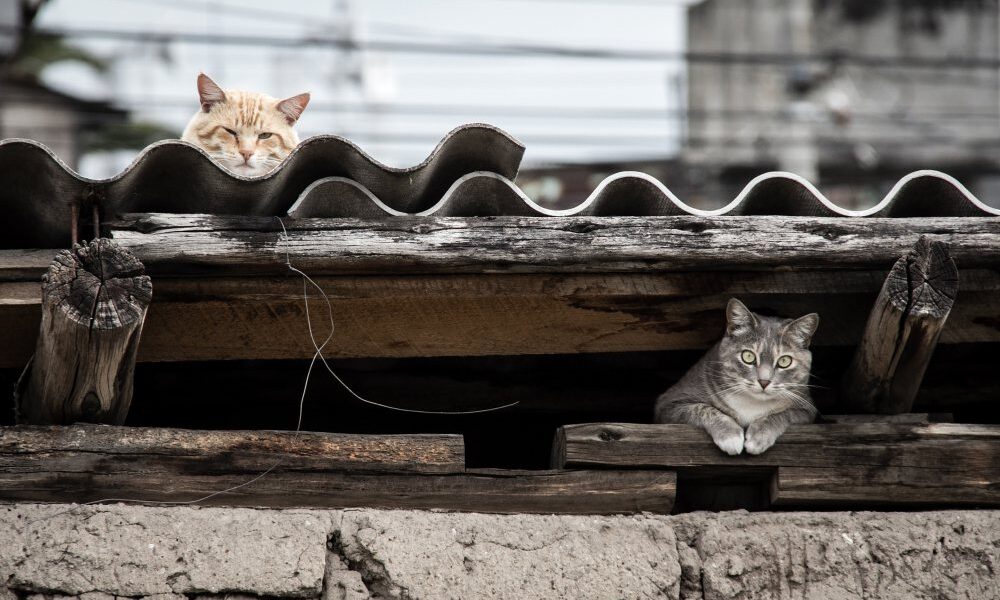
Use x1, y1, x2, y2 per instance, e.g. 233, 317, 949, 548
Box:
777, 355, 793, 368
258, 132, 273, 140
740, 350, 756, 365
223, 127, 238, 137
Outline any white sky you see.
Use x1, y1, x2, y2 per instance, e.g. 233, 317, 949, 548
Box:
35, 0, 697, 172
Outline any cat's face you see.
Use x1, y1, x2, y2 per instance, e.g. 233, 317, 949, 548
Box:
717, 298, 818, 404
181, 73, 310, 177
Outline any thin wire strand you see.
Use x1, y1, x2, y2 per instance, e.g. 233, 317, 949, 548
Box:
25, 352, 317, 526
22, 214, 517, 526
275, 216, 518, 415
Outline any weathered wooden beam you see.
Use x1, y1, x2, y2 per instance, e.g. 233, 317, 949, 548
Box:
0, 469, 676, 514
842, 237, 959, 414
1, 216, 997, 365
0, 425, 675, 514
14, 240, 152, 424
1, 268, 998, 367
98, 214, 1000, 276
816, 413, 952, 424
554, 422, 1000, 507
1, 424, 466, 474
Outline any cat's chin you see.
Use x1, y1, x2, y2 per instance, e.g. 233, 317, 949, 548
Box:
745, 387, 777, 402
225, 163, 271, 177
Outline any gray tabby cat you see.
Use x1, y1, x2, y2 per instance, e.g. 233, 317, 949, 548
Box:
654, 298, 819, 455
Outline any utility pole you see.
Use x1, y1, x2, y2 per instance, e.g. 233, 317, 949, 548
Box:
329, 0, 357, 135
779, 0, 819, 182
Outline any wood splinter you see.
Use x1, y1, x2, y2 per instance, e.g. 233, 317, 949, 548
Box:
14, 239, 152, 425
842, 236, 958, 414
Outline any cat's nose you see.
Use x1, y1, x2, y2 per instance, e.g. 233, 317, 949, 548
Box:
240, 150, 254, 163
758, 378, 771, 390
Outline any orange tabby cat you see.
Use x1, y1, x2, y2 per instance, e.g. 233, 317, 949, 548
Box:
181, 73, 310, 177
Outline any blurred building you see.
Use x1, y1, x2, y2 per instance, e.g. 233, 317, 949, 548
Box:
684, 0, 1000, 207
1, 0, 127, 168
0, 77, 127, 168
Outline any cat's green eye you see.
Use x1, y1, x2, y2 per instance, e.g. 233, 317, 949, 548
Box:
258, 132, 273, 140
223, 127, 238, 137
777, 355, 793, 368
740, 350, 756, 365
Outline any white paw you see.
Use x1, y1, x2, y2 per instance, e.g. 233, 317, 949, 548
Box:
713, 429, 745, 456
744, 429, 778, 455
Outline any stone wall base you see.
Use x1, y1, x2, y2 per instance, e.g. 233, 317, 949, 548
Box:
1, 504, 997, 599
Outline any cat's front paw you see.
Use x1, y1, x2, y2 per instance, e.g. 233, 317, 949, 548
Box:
744, 422, 780, 455
711, 427, 745, 456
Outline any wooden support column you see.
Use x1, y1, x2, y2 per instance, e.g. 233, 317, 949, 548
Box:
14, 239, 152, 425
841, 236, 958, 414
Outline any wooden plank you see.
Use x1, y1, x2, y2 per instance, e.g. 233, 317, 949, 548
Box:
91, 214, 1000, 276
2, 268, 999, 367
0, 469, 675, 514
0, 425, 673, 513
842, 238, 958, 414
817, 413, 951, 424
773, 466, 997, 506
554, 422, 1000, 507
14, 240, 152, 425
1, 424, 466, 474
0, 249, 57, 281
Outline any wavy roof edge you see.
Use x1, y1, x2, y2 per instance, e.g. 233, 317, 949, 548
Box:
0, 123, 526, 247
0, 123, 525, 183
288, 169, 1000, 218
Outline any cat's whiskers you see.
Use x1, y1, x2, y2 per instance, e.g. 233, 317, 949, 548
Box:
786, 382, 829, 390
654, 299, 819, 454
776, 388, 815, 412
182, 73, 309, 178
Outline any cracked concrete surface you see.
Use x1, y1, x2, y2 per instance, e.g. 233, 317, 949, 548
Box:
1, 504, 998, 599
0, 504, 327, 597
672, 511, 1000, 600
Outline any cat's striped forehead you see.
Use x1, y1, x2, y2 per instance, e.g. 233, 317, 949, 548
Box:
722, 312, 814, 372
215, 90, 273, 129
733, 315, 796, 347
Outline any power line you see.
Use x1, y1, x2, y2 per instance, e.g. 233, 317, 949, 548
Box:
117, 0, 507, 44
8, 24, 1000, 69
438, 0, 694, 6
9, 121, 993, 148
6, 94, 1000, 129
5, 93, 1000, 126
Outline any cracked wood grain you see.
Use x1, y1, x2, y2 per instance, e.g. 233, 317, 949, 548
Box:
94, 214, 1000, 276
13, 240, 152, 425
554, 422, 1000, 507
841, 237, 959, 414
0, 425, 674, 513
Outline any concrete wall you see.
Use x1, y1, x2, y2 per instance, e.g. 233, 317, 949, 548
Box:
0, 99, 80, 168
2, 504, 998, 599
684, 0, 1000, 172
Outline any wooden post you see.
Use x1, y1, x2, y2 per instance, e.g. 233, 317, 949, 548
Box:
14, 239, 152, 425
841, 236, 958, 414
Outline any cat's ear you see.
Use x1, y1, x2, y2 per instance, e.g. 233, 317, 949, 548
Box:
197, 73, 226, 112
277, 92, 311, 124
725, 298, 757, 337
783, 313, 819, 347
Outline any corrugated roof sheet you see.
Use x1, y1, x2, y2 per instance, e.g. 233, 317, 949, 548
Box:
0, 123, 524, 248
289, 169, 1000, 218
2, 123, 998, 249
